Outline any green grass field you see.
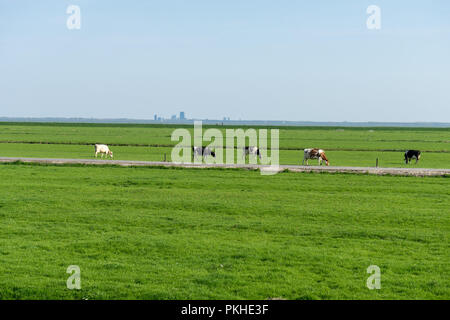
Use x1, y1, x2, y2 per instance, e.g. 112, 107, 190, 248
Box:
0, 123, 449, 300
0, 163, 448, 299
0, 122, 449, 168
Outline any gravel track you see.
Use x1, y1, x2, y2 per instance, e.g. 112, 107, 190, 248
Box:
1, 157, 449, 177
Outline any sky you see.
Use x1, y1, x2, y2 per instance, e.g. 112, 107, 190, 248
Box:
0, 0, 449, 122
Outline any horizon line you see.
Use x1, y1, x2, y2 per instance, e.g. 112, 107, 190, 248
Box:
0, 116, 449, 128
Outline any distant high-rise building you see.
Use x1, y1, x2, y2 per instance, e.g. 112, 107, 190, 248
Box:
171, 115, 177, 120
154, 114, 157, 121
180, 112, 185, 120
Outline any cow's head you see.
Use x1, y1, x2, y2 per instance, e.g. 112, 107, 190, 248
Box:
109, 151, 114, 158
211, 151, 216, 158
320, 152, 329, 166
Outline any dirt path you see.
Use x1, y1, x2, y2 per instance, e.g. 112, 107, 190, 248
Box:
0, 157, 449, 177
0, 157, 450, 176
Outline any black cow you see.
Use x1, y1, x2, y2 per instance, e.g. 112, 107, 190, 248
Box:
404, 150, 421, 164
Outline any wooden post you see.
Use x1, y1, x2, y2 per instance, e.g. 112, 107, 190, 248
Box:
376, 158, 378, 167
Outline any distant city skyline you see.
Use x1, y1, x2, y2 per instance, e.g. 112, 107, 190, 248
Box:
1, 116, 449, 128
1, 1, 449, 122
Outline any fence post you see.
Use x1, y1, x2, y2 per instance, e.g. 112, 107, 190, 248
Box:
376, 158, 378, 167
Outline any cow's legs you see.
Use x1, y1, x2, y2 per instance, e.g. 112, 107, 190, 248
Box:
193, 153, 200, 162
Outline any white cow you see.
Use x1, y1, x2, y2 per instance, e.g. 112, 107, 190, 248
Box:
94, 144, 113, 159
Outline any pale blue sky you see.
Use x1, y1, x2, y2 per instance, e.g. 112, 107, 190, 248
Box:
1, 0, 449, 122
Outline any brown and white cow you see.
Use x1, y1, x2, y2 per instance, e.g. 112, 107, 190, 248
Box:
302, 148, 329, 166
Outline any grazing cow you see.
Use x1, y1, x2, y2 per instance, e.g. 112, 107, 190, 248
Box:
302, 148, 329, 166
404, 150, 421, 164
192, 146, 216, 161
94, 144, 113, 159
243, 146, 261, 160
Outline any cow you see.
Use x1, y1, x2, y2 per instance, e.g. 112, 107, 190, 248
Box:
404, 150, 421, 164
94, 144, 113, 159
242, 146, 261, 160
192, 146, 216, 161
302, 148, 329, 166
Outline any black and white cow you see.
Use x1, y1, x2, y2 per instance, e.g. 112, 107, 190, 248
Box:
404, 150, 421, 164
192, 146, 216, 161
242, 146, 261, 160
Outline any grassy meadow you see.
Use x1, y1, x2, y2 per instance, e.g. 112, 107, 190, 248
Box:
0, 163, 448, 299
0, 122, 448, 300
0, 122, 449, 168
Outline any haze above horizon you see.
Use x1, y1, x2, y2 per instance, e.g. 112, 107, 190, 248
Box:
1, 1, 449, 122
